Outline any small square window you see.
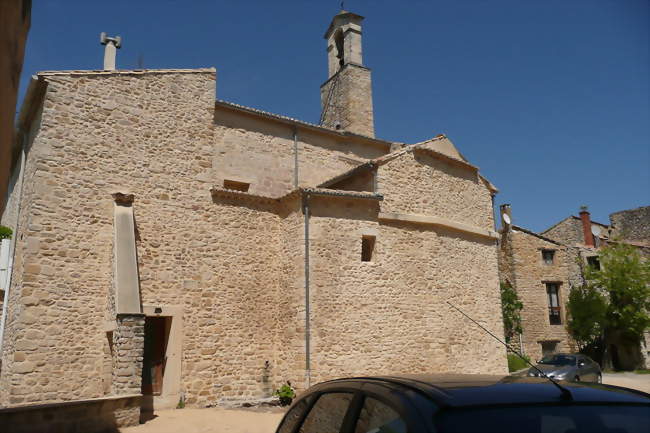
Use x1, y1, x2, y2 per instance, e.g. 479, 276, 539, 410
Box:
587, 256, 600, 270
223, 179, 250, 192
361, 235, 375, 262
542, 250, 555, 265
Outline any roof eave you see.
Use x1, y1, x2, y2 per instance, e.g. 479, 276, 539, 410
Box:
214, 99, 393, 150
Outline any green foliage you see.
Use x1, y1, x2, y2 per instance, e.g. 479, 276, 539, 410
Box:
585, 242, 650, 342
500, 281, 523, 343
0, 225, 12, 240
507, 353, 530, 372
567, 242, 650, 364
274, 381, 296, 406
176, 395, 185, 409
566, 284, 608, 350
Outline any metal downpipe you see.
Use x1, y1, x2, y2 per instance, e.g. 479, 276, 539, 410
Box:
303, 193, 311, 388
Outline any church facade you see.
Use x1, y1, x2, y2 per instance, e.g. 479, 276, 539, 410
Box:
0, 11, 505, 420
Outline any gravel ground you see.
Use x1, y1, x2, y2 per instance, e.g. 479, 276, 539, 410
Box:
120, 406, 285, 433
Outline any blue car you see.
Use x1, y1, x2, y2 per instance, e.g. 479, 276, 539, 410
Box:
275, 374, 649, 433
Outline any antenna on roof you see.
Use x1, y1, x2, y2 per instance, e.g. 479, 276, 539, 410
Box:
591, 225, 601, 236
446, 301, 573, 401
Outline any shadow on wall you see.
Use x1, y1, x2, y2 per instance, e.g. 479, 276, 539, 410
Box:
308, 196, 380, 221
413, 152, 478, 183
210, 193, 281, 214
380, 219, 496, 246
0, 395, 141, 433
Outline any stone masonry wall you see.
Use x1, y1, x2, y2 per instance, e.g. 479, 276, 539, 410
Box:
2, 67, 504, 409
274, 201, 309, 391
378, 151, 495, 231
111, 314, 144, 426
168, 197, 284, 406
542, 217, 584, 246
1, 70, 214, 407
212, 107, 386, 198
610, 206, 650, 243
306, 195, 506, 382
0, 395, 142, 433
320, 64, 374, 137
499, 229, 573, 361
0, 69, 392, 408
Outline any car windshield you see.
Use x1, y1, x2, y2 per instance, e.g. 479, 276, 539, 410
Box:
538, 354, 576, 366
434, 404, 649, 433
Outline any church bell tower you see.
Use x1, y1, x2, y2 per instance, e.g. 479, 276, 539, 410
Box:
320, 10, 375, 138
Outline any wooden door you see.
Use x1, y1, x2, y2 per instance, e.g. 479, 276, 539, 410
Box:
142, 317, 168, 395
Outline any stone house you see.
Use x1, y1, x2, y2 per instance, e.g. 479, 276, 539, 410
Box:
499, 204, 649, 369
541, 205, 650, 369
497, 204, 574, 362
0, 10, 506, 428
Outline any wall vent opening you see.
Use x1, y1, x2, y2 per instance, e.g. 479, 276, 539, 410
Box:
223, 179, 250, 192
361, 235, 375, 262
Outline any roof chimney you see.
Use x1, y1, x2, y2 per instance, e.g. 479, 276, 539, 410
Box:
579, 205, 594, 247
100, 32, 122, 70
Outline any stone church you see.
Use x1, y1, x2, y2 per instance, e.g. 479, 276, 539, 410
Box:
0, 10, 505, 426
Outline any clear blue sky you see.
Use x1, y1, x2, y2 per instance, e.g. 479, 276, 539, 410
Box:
18, 0, 649, 232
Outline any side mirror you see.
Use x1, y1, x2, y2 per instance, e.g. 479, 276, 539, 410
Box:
578, 361, 585, 367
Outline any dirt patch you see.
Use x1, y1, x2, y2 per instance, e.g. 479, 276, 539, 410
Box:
120, 407, 286, 433
603, 372, 650, 394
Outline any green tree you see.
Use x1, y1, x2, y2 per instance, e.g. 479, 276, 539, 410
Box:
500, 281, 523, 344
566, 242, 650, 366
566, 284, 608, 350
584, 242, 650, 342
0, 225, 12, 240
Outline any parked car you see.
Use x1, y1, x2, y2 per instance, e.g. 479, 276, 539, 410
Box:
275, 374, 649, 433
527, 353, 602, 383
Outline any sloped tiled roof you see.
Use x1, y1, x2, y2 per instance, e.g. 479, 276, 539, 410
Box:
510, 225, 564, 246
210, 186, 383, 205
315, 135, 498, 194
214, 99, 394, 148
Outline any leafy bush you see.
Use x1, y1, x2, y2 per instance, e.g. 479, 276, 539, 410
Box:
0, 225, 12, 240
566, 284, 608, 351
500, 282, 523, 343
507, 353, 530, 372
274, 381, 296, 406
584, 242, 650, 342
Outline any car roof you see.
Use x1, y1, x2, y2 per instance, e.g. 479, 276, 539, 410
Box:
316, 374, 650, 407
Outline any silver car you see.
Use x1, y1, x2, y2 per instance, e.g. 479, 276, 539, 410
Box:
527, 353, 602, 383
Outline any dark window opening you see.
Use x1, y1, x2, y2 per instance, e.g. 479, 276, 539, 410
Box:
546, 283, 561, 325
540, 341, 559, 358
334, 30, 345, 68
361, 235, 375, 262
223, 179, 250, 192
142, 316, 171, 396
542, 249, 555, 265
587, 256, 601, 270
